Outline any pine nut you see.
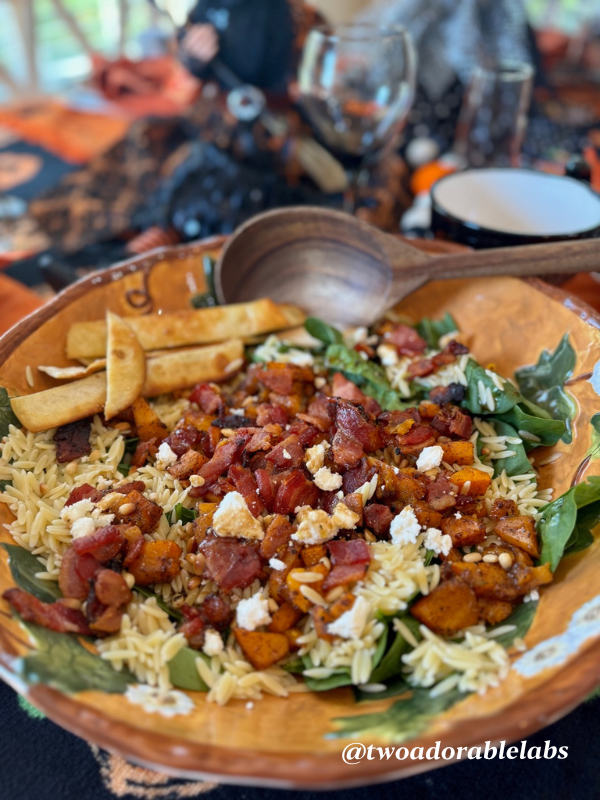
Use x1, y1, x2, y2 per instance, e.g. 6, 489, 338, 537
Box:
122, 571, 135, 589
39, 483, 49, 495
499, 552, 514, 570
325, 586, 345, 603
65, 462, 78, 475
482, 553, 499, 563
118, 502, 136, 515
187, 576, 201, 590
89, 449, 101, 462
192, 553, 206, 576
463, 552, 482, 563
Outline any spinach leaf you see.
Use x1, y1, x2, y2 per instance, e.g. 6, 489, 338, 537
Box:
116, 463, 130, 477
488, 601, 538, 648
304, 317, 343, 346
355, 675, 410, 703
538, 477, 600, 571
325, 343, 408, 411
495, 403, 566, 451
462, 360, 521, 416
17, 621, 134, 694
370, 617, 420, 684
282, 657, 304, 674
303, 670, 354, 692
166, 504, 198, 526
0, 479, 11, 492
0, 388, 20, 437
1, 544, 62, 604
588, 414, 600, 460
124, 437, 139, 454
515, 335, 576, 443
416, 312, 457, 349
168, 647, 209, 691
134, 587, 183, 623
487, 419, 532, 477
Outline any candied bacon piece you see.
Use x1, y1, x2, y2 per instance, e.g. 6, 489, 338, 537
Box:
327, 539, 371, 565
378, 408, 420, 432
260, 515, 295, 559
265, 435, 304, 469
429, 384, 466, 406
385, 324, 427, 356
256, 403, 289, 427
94, 569, 132, 607
286, 420, 320, 447
189, 383, 226, 415
397, 424, 436, 453
198, 433, 252, 485
342, 458, 377, 495
65, 483, 103, 507
201, 536, 262, 591
72, 525, 125, 563
331, 431, 364, 468
273, 470, 319, 515
407, 358, 436, 379
304, 396, 332, 431
190, 476, 236, 501
199, 427, 222, 458
53, 419, 92, 464
255, 468, 276, 512
328, 399, 384, 452
180, 616, 205, 649
426, 475, 457, 511
59, 549, 101, 599
166, 426, 203, 457
131, 438, 159, 468
228, 464, 264, 517
431, 406, 473, 440
86, 588, 124, 635
168, 449, 208, 481
202, 594, 232, 631
113, 481, 147, 495
250, 362, 314, 395
3, 587, 93, 635
364, 503, 393, 536
322, 563, 367, 592
212, 415, 255, 429
245, 427, 277, 454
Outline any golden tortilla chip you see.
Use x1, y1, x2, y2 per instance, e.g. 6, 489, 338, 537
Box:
11, 373, 107, 432
144, 339, 244, 397
66, 299, 305, 359
38, 360, 106, 380
105, 312, 146, 420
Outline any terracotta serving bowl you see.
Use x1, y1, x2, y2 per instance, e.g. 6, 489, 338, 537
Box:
1, 238, 600, 790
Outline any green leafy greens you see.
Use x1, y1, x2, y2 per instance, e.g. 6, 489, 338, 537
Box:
0, 388, 20, 437
416, 312, 457, 349
166, 504, 198, 526
1, 544, 62, 604
538, 476, 600, 571
168, 646, 209, 691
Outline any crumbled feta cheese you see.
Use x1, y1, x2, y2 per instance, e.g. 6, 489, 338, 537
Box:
236, 593, 272, 631
155, 442, 178, 470
423, 527, 452, 556
269, 557, 286, 571
189, 475, 205, 488
331, 502, 359, 530
327, 596, 371, 639
389, 505, 421, 546
377, 343, 399, 366
202, 628, 224, 656
60, 499, 94, 526
416, 445, 444, 472
253, 335, 314, 367
305, 442, 328, 474
71, 517, 96, 540
313, 467, 343, 492
454, 511, 462, 519
282, 449, 292, 460
344, 326, 369, 347
229, 408, 246, 416
212, 491, 264, 540
292, 502, 359, 545
523, 589, 540, 603
314, 376, 327, 389
356, 475, 378, 506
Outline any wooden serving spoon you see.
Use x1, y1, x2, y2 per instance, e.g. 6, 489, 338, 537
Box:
214, 206, 600, 326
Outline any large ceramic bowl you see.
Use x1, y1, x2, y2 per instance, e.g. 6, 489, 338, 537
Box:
1, 238, 600, 789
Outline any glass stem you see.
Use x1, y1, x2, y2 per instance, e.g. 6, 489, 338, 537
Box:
343, 160, 369, 215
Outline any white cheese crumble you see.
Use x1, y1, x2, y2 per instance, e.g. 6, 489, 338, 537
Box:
236, 593, 272, 631
60, 499, 95, 525
377, 343, 399, 367
189, 475, 205, 488
155, 442, 178, 470
416, 445, 444, 472
390, 505, 421, 546
327, 596, 371, 640
423, 527, 452, 556
282, 449, 292, 460
212, 491, 264, 540
202, 628, 224, 656
304, 442, 329, 474
314, 376, 327, 389
269, 557, 286, 571
313, 466, 343, 492
292, 502, 360, 545
70, 517, 96, 540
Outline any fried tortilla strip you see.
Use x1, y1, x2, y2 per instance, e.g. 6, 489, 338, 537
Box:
66, 299, 305, 359
105, 312, 145, 420
38, 359, 107, 380
11, 373, 107, 432
144, 339, 243, 396
11, 341, 244, 431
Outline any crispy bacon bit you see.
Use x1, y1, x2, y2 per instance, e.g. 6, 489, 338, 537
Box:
212, 415, 255, 429
201, 536, 262, 591
322, 563, 367, 592
94, 568, 132, 607
168, 449, 208, 481
329, 399, 384, 453
3, 587, 93, 635
332, 431, 364, 468
431, 406, 473, 440
265, 435, 304, 469
198, 433, 252, 485
72, 525, 125, 563
250, 362, 314, 396
112, 490, 163, 534
86, 590, 124, 635
385, 324, 427, 356
228, 464, 264, 517
328, 539, 371, 565
378, 409, 420, 433
407, 342, 468, 380
59, 549, 101, 599
260, 515, 295, 559
342, 458, 377, 495
180, 615, 205, 649
65, 483, 102, 507
255, 468, 276, 512
245, 428, 277, 454
429, 384, 466, 406
364, 504, 393, 536
113, 481, 146, 495
189, 383, 226, 415
426, 474, 457, 511
53, 419, 92, 464
331, 373, 382, 417
397, 424, 437, 453
286, 420, 321, 447
273, 470, 320, 515
202, 594, 232, 630
166, 426, 203, 457
131, 437, 159, 468
256, 404, 289, 427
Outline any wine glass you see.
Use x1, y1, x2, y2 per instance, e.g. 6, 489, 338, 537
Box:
298, 24, 416, 212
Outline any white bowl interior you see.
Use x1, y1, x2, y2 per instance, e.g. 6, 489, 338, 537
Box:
432, 169, 600, 236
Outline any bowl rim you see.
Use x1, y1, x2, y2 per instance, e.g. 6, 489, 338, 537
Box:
1, 240, 600, 789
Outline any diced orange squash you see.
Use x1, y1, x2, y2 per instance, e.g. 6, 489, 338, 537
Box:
113, 490, 163, 533
440, 516, 486, 547
301, 544, 327, 568
268, 601, 303, 633
483, 542, 533, 567
451, 561, 516, 601
395, 469, 428, 502
440, 441, 475, 466
478, 597, 514, 625
182, 409, 216, 431
410, 579, 479, 636
489, 498, 519, 520
418, 401, 441, 419
128, 540, 182, 585
449, 467, 492, 496
284, 563, 329, 613
268, 549, 302, 602
284, 628, 303, 650
234, 629, 289, 670
495, 515, 539, 559
509, 562, 553, 596
390, 419, 415, 435
412, 500, 442, 530
132, 397, 168, 442
440, 546, 463, 563
311, 592, 355, 641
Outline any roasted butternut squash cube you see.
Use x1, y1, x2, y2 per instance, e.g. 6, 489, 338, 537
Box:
418, 401, 441, 419
440, 516, 486, 547
128, 540, 182, 585
311, 592, 355, 642
449, 467, 492, 497
495, 515, 539, 559
301, 544, 327, 568
284, 563, 329, 613
113, 490, 163, 533
441, 441, 475, 466
168, 449, 208, 481
410, 579, 479, 636
234, 629, 289, 670
284, 628, 303, 650
268, 601, 303, 633
268, 549, 302, 602
183, 409, 216, 431
477, 597, 514, 625
132, 397, 168, 442
451, 561, 516, 601
412, 500, 442, 530
395, 469, 428, 502
489, 498, 519, 520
